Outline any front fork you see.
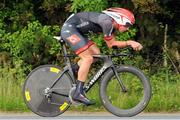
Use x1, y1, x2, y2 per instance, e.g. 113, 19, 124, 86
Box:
111, 65, 127, 92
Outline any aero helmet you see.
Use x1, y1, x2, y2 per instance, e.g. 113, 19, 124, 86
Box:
102, 8, 135, 26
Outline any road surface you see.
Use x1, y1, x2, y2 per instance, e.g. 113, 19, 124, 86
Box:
0, 111, 179, 120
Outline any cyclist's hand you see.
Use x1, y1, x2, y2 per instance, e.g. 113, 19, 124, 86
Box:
127, 40, 143, 51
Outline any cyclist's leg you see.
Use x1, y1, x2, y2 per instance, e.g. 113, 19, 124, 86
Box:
61, 24, 95, 105
74, 47, 97, 105
77, 49, 94, 81
73, 44, 99, 105
88, 44, 101, 55
77, 44, 100, 69
87, 44, 101, 62
61, 23, 95, 82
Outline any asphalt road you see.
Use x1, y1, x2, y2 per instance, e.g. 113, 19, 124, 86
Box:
0, 111, 180, 120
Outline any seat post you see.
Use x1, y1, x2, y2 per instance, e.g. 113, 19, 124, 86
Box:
59, 39, 67, 56
59, 38, 77, 83
58, 37, 71, 65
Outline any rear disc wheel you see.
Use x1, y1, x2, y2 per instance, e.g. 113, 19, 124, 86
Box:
23, 65, 72, 117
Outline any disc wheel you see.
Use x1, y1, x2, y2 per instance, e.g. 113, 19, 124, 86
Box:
23, 65, 72, 117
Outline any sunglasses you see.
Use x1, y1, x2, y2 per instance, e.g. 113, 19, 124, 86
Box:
124, 22, 131, 28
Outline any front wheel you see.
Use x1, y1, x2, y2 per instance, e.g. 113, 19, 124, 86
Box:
100, 65, 151, 117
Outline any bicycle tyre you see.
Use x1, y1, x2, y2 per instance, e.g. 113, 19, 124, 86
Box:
22, 65, 72, 117
100, 65, 151, 117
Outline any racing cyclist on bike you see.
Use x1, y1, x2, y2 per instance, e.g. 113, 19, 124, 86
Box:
60, 8, 143, 105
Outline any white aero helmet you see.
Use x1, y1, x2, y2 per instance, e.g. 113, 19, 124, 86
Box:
102, 8, 135, 26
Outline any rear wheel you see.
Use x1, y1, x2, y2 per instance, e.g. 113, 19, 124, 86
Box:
100, 65, 151, 117
23, 65, 72, 117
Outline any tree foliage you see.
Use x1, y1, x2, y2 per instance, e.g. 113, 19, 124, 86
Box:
71, 0, 107, 12
0, 0, 179, 72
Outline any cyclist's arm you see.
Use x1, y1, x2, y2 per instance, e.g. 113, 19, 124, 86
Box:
104, 35, 143, 51
104, 35, 128, 48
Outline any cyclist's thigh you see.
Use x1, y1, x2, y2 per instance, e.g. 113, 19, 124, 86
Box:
61, 23, 94, 55
78, 48, 93, 60
88, 44, 100, 55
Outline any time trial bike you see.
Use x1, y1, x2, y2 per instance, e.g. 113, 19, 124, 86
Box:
22, 36, 151, 117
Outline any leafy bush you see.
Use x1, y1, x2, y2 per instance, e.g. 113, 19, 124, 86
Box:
1, 21, 61, 67
71, 0, 107, 12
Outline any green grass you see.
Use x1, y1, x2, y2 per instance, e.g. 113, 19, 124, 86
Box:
70, 70, 180, 112
0, 66, 28, 111
0, 66, 179, 112
146, 79, 180, 112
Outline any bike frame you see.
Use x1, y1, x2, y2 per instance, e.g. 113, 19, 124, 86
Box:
84, 54, 120, 92
49, 37, 129, 93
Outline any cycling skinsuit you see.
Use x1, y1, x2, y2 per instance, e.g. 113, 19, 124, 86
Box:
61, 12, 115, 54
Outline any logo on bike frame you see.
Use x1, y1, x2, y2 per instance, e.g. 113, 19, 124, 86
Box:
85, 66, 107, 90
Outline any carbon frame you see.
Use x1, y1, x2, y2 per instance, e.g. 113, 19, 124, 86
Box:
84, 55, 114, 92
51, 36, 127, 94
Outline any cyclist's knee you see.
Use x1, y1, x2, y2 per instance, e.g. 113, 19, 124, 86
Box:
89, 44, 100, 55
82, 56, 94, 64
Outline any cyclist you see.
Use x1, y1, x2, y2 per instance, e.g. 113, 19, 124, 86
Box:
61, 8, 143, 105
